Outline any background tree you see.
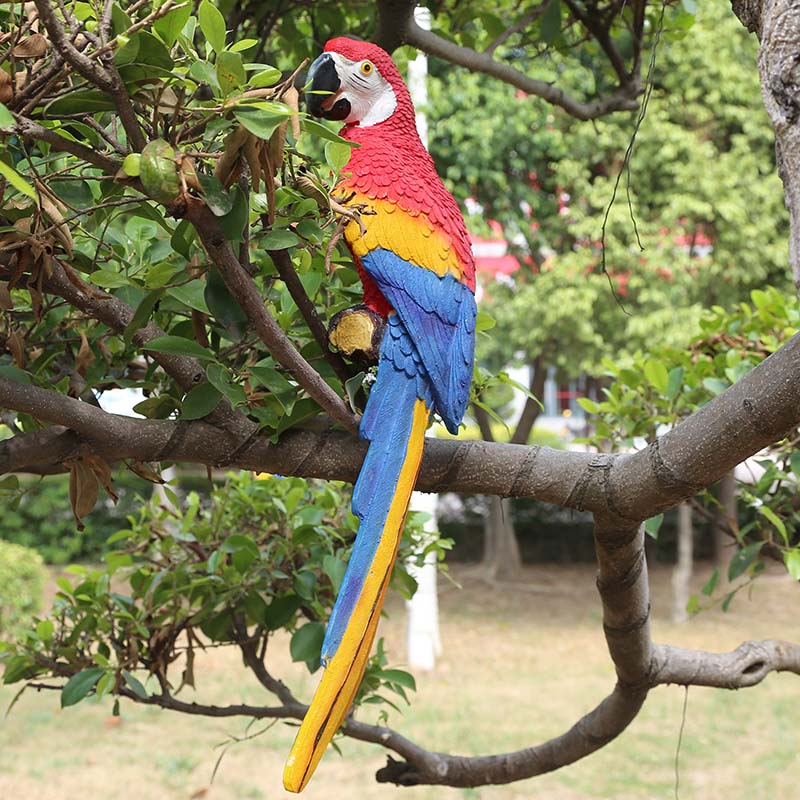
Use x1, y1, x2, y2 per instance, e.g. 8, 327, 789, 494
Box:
0, 0, 799, 790
423, 0, 788, 579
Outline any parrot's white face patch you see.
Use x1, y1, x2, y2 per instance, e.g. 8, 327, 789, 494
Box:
329, 53, 397, 127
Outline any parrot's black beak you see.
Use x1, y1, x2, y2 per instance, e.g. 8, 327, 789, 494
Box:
306, 53, 351, 121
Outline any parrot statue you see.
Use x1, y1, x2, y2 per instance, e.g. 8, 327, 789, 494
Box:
283, 37, 476, 792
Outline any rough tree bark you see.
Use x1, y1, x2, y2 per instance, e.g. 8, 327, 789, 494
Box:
671, 502, 694, 623
713, 470, 738, 566
475, 361, 547, 580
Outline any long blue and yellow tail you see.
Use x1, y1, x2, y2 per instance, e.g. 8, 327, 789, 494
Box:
283, 318, 430, 792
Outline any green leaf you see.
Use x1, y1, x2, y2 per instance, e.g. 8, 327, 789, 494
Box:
789, 451, 800, 479
61, 668, 105, 707
167, 280, 210, 314
322, 555, 347, 593
216, 50, 246, 95
133, 395, 179, 419
234, 106, 291, 140
264, 594, 301, 630
703, 377, 729, 396
475, 311, 496, 332
143, 335, 215, 360
701, 567, 719, 596
324, 141, 352, 173
541, 0, 562, 44
122, 670, 148, 699
197, 174, 234, 216
246, 66, 282, 88
728, 540, 764, 581
249, 365, 297, 412
686, 594, 700, 615
205, 363, 247, 405
666, 366, 684, 402
181, 382, 223, 420
46, 90, 117, 115
124, 290, 162, 345
0, 102, 14, 130
643, 359, 669, 394
205, 267, 247, 336
784, 549, 800, 581
380, 669, 416, 691
290, 622, 325, 671
643, 513, 664, 539
88, 269, 131, 288
198, 0, 226, 53
0, 365, 31, 384
153, 3, 191, 47
576, 397, 599, 414
344, 372, 366, 413
301, 118, 353, 145
0, 160, 36, 200
757, 504, 788, 543
293, 570, 316, 601
262, 229, 300, 249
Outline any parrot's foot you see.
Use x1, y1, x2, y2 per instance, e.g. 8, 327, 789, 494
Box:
328, 305, 385, 362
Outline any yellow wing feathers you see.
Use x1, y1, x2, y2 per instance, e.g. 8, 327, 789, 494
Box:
343, 193, 465, 281
283, 399, 430, 793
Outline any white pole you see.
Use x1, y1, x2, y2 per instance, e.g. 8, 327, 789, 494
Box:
405, 5, 442, 672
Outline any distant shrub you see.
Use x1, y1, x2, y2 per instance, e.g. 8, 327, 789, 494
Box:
0, 471, 188, 564
0, 541, 47, 640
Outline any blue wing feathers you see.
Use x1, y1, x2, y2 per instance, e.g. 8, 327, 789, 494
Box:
361, 248, 476, 434
322, 249, 476, 663
322, 318, 431, 664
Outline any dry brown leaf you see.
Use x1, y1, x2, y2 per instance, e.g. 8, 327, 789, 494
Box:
267, 121, 286, 178
68, 459, 100, 529
243, 133, 261, 191
128, 461, 164, 483
37, 182, 74, 256
13, 33, 48, 58
75, 331, 95, 377
85, 453, 118, 503
0, 282, 13, 311
284, 85, 301, 139
0, 70, 12, 104
214, 125, 250, 186
6, 329, 25, 368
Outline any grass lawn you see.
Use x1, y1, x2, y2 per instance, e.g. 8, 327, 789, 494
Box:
1, 563, 798, 799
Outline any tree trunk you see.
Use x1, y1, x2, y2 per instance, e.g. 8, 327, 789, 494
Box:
484, 495, 522, 581
406, 490, 442, 671
671, 502, 693, 623
713, 470, 737, 568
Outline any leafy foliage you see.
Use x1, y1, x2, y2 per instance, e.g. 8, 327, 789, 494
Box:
580, 287, 800, 601
0, 471, 152, 564
427, 0, 788, 384
0, 540, 48, 640
0, 473, 443, 716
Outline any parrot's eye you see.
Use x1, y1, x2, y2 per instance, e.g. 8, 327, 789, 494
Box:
360, 60, 374, 76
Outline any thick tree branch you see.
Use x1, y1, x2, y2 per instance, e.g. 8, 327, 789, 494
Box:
14, 115, 122, 173
32, 0, 146, 151
269, 248, 355, 388
185, 202, 359, 433
43, 257, 255, 438
732, 0, 800, 293
651, 640, 800, 688
375, 0, 641, 120
510, 357, 546, 445
3, 330, 800, 509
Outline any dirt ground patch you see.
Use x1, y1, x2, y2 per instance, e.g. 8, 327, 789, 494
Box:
1, 563, 798, 799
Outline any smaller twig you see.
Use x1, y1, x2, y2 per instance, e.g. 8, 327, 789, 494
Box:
484, 6, 547, 56
270, 248, 355, 387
